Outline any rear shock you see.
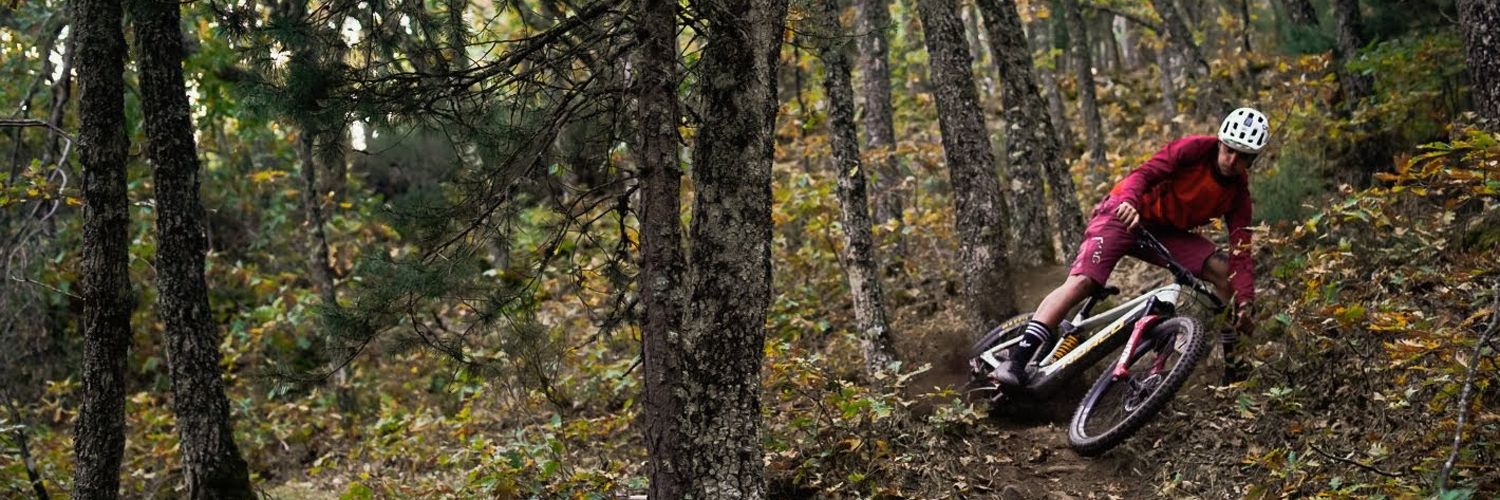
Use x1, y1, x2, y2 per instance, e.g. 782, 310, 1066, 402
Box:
1050, 334, 1081, 361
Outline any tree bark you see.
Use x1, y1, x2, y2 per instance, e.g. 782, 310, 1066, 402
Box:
73, 0, 135, 496
297, 132, 339, 308
1027, 2, 1072, 141
1330, 0, 1373, 103
1156, 46, 1181, 127
1100, 12, 1123, 72
129, 0, 256, 497
1149, 0, 1210, 78
977, 0, 1084, 264
817, 0, 897, 378
671, 0, 787, 496
854, 0, 904, 226
1330, 0, 1390, 185
1279, 0, 1318, 27
1458, 0, 1500, 130
916, 0, 1017, 331
1062, 0, 1108, 173
634, 0, 688, 497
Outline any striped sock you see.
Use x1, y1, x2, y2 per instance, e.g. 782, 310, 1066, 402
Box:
1020, 320, 1052, 348
1220, 328, 1238, 358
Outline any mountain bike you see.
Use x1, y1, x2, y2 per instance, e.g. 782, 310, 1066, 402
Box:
967, 229, 1227, 456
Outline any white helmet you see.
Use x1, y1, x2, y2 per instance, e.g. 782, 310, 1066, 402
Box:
1218, 107, 1270, 154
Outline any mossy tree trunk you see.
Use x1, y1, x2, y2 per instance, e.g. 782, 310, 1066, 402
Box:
916, 0, 1017, 331
664, 0, 788, 496
816, 0, 897, 379
977, 0, 1084, 264
1457, 0, 1500, 130
854, 0, 905, 227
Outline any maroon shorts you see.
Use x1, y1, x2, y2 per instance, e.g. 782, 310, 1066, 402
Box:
1068, 198, 1219, 286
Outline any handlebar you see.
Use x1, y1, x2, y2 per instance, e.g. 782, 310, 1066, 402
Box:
1134, 229, 1227, 312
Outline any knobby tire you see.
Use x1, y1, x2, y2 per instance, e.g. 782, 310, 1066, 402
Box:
1067, 316, 1207, 456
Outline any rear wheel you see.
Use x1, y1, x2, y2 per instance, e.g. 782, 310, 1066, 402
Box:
966, 313, 1033, 407
969, 313, 1033, 358
1067, 316, 1207, 456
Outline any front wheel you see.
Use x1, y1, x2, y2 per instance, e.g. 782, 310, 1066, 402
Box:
1067, 316, 1207, 456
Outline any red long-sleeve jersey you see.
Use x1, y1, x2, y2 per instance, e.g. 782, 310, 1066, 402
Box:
1109, 135, 1255, 306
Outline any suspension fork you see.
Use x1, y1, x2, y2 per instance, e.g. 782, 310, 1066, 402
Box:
1112, 314, 1168, 379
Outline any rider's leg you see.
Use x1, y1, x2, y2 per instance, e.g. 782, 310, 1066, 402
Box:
996, 201, 1132, 387
1198, 251, 1248, 383
994, 274, 1101, 387
1032, 274, 1102, 328
1197, 252, 1233, 304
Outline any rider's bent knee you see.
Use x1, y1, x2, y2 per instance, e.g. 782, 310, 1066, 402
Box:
1201, 252, 1230, 282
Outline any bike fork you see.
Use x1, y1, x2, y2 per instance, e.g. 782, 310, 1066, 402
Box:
1112, 315, 1164, 379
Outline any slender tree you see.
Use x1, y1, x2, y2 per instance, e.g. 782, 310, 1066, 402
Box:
665, 0, 787, 495
1148, 0, 1210, 78
1458, 0, 1500, 130
634, 0, 688, 496
1156, 43, 1180, 126
1280, 0, 1318, 26
1062, 0, 1108, 172
1330, 0, 1373, 102
1329, 0, 1392, 184
816, 0, 897, 378
916, 0, 1017, 330
976, 0, 1084, 264
1026, 1, 1072, 145
129, 0, 256, 497
854, 0, 904, 226
73, 0, 135, 496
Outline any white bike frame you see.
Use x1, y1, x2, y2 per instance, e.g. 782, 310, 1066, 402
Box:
976, 282, 1220, 396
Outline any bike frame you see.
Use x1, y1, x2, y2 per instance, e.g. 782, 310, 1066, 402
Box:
973, 231, 1226, 397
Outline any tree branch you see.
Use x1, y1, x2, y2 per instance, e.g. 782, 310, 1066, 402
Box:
1436, 281, 1500, 491
1083, 2, 1160, 33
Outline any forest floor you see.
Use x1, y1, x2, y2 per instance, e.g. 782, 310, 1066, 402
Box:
892, 259, 1243, 499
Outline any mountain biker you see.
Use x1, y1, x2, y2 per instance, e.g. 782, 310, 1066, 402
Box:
995, 107, 1269, 388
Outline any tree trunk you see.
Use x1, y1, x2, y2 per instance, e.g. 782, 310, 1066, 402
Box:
1150, 0, 1210, 77
297, 132, 339, 308
73, 0, 134, 496
1100, 13, 1123, 72
130, 0, 256, 497
963, 3, 985, 67
854, 0, 904, 226
1458, 0, 1500, 130
817, 0, 897, 378
1279, 0, 1318, 27
1330, 0, 1390, 185
1157, 45, 1180, 124
669, 0, 787, 496
977, 0, 1084, 264
1331, 0, 1373, 103
1062, 0, 1108, 173
916, 0, 1017, 331
634, 0, 688, 497
1027, 3, 1072, 140
1236, 0, 1252, 53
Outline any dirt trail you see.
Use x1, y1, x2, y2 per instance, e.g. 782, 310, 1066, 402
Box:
892, 261, 1209, 499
